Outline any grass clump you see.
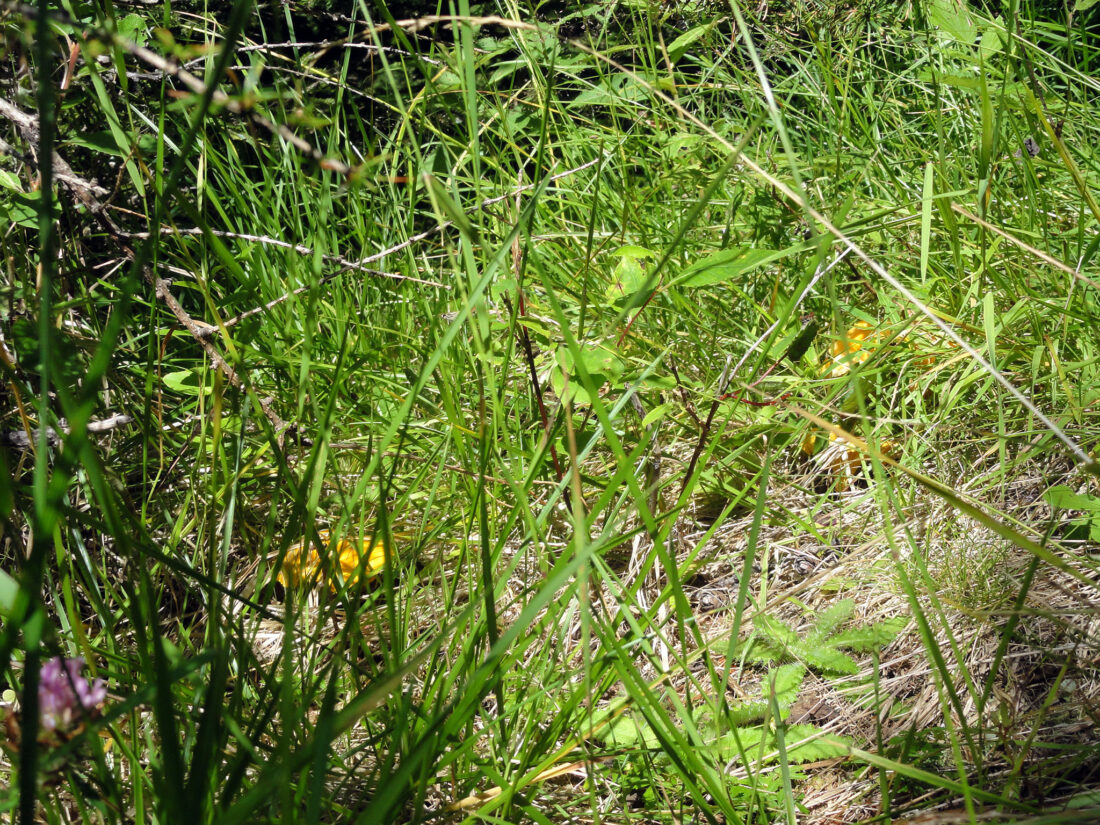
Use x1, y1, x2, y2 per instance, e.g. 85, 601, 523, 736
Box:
1, 0, 1099, 822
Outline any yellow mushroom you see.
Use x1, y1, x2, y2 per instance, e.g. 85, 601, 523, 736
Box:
823, 321, 877, 378
277, 529, 389, 590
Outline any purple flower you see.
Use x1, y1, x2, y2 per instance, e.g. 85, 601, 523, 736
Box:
38, 656, 107, 732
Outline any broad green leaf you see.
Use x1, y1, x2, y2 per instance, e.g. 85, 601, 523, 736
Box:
0, 170, 23, 190
65, 130, 160, 157
979, 20, 1005, 59
928, 0, 979, 45
612, 245, 656, 260
807, 599, 855, 644
1, 190, 40, 229
551, 345, 625, 404
801, 647, 859, 675
517, 318, 555, 339
830, 616, 908, 652
930, 74, 982, 90
727, 699, 769, 726
715, 725, 767, 760
116, 12, 150, 47
770, 663, 806, 708
558, 345, 623, 377
638, 374, 677, 390
570, 73, 647, 107
754, 614, 798, 651
1045, 486, 1100, 511
784, 321, 819, 364
641, 402, 672, 429
163, 369, 213, 395
606, 255, 648, 303
602, 713, 661, 748
664, 131, 705, 157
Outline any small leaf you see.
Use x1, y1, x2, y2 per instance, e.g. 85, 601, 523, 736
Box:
569, 73, 647, 107
0, 188, 41, 229
830, 616, 908, 652
0, 170, 24, 191
800, 647, 859, 676
641, 402, 672, 429
1045, 485, 1100, 511
639, 373, 676, 390
602, 713, 660, 749
612, 245, 656, 260
162, 369, 212, 396
785, 725, 851, 762
551, 344, 625, 404
115, 13, 149, 47
727, 699, 769, 726
785, 321, 819, 364
0, 567, 18, 619
978, 21, 1005, 59
715, 725, 767, 761
666, 22, 714, 62
606, 256, 648, 303
673, 246, 791, 288
928, 0, 979, 45
807, 599, 855, 644
559, 345, 624, 378
769, 663, 806, 708
754, 614, 799, 652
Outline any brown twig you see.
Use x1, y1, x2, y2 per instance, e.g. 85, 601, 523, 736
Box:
667, 358, 702, 430
678, 356, 737, 499
501, 172, 566, 491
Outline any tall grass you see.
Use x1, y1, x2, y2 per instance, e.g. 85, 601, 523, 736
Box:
1, 0, 1099, 822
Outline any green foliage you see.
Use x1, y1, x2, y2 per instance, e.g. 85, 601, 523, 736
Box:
1045, 486, 1100, 543
671, 245, 801, 289
746, 601, 908, 675
598, 662, 850, 771
596, 603, 906, 779
2, 0, 1098, 820
605, 245, 657, 306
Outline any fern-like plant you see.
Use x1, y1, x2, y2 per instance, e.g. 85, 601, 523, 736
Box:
746, 599, 907, 675
597, 663, 851, 766
593, 600, 907, 772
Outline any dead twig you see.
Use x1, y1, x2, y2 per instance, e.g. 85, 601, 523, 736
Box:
0, 414, 133, 449
123, 226, 444, 288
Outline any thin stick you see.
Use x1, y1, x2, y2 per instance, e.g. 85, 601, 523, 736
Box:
123, 227, 443, 287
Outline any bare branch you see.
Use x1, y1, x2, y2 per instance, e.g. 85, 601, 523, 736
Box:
1, 414, 133, 449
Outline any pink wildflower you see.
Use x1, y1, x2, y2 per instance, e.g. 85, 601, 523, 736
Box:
38, 656, 106, 731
